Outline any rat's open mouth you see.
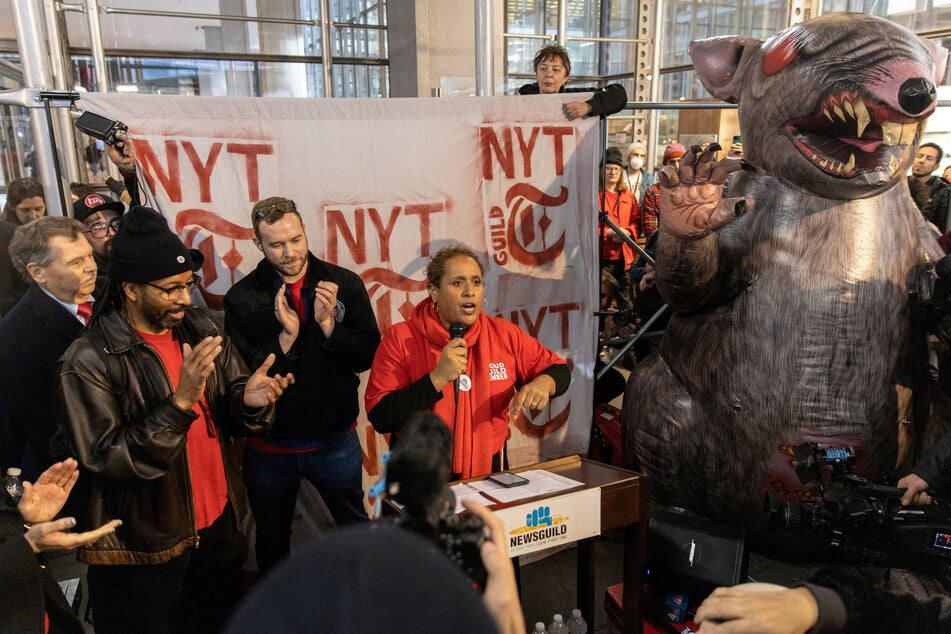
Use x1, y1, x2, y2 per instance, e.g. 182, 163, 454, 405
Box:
784, 90, 922, 178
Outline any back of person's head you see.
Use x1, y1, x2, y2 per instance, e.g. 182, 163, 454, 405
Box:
3, 177, 45, 224
8, 215, 86, 279
533, 44, 571, 75
225, 522, 498, 634
385, 411, 453, 518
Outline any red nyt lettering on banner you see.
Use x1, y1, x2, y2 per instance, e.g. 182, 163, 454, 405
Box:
479, 125, 575, 267
133, 139, 273, 203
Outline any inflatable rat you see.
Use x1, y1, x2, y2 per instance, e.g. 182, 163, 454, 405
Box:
622, 13, 948, 520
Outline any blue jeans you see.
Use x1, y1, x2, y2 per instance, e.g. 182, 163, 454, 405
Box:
243, 429, 368, 574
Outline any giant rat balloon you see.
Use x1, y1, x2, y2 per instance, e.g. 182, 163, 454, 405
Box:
622, 13, 948, 520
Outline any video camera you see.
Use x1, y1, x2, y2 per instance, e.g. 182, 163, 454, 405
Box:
74, 110, 128, 146
384, 411, 488, 590
766, 443, 951, 579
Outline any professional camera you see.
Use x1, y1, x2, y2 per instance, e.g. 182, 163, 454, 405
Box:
384, 411, 488, 591
74, 110, 128, 146
766, 443, 951, 580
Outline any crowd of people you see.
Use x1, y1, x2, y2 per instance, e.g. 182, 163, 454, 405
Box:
2, 40, 951, 634
1, 90, 569, 630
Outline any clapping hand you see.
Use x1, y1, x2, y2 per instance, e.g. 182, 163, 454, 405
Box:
242, 353, 295, 408
275, 285, 300, 353
19, 459, 122, 554
313, 281, 339, 337
174, 336, 223, 411
18, 458, 79, 524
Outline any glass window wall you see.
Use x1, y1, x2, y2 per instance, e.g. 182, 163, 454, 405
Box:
34, 1, 388, 98
504, 0, 636, 95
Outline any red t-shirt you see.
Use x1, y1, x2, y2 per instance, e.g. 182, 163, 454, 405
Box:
136, 329, 228, 530
287, 276, 307, 322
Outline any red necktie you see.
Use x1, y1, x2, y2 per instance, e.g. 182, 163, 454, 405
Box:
77, 301, 93, 325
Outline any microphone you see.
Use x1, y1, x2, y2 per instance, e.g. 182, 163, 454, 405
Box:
448, 321, 467, 403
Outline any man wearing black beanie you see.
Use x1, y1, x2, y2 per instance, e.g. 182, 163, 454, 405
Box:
58, 206, 295, 633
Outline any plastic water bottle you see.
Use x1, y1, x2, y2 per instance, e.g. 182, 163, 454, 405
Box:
567, 609, 588, 634
534, 622, 547, 634
549, 613, 567, 633
3, 467, 24, 503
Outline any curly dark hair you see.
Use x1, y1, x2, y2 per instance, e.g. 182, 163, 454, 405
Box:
425, 244, 486, 288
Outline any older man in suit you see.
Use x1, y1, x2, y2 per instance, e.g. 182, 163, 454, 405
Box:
0, 217, 96, 479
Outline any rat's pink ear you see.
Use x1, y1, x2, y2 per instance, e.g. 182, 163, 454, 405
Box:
689, 36, 763, 103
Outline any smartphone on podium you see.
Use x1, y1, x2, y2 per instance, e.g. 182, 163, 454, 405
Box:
487, 472, 530, 488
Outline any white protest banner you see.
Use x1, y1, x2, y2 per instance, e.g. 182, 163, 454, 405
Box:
78, 92, 601, 498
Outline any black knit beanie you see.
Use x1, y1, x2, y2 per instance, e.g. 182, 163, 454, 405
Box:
108, 206, 196, 282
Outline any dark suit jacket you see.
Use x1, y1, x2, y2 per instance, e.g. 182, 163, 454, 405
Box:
0, 285, 84, 479
0, 220, 29, 317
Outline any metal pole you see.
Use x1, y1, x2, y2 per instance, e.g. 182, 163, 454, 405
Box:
557, 0, 567, 47
647, 0, 665, 169
319, 0, 334, 96
10, 0, 65, 215
596, 304, 669, 378
474, 0, 494, 96
43, 0, 82, 183
84, 0, 109, 92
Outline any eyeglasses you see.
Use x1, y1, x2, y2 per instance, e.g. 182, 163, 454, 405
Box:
85, 218, 121, 239
143, 275, 201, 300
253, 200, 297, 222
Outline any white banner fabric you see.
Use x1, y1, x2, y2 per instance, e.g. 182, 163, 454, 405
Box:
78, 92, 601, 498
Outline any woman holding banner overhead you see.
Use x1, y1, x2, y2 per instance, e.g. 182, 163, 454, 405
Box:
365, 244, 571, 478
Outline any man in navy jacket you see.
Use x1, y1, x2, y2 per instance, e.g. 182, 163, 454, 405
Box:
0, 217, 96, 479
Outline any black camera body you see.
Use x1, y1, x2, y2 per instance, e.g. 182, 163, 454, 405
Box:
396, 503, 488, 591
385, 412, 488, 591
75, 110, 128, 146
767, 443, 951, 579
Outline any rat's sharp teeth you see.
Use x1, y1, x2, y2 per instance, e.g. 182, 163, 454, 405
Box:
853, 96, 870, 138
899, 121, 919, 145
845, 153, 855, 172
881, 121, 902, 145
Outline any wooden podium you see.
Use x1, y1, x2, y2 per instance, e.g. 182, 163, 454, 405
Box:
463, 455, 647, 633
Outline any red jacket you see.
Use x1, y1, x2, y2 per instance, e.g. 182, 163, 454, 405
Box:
365, 299, 565, 478
599, 189, 640, 268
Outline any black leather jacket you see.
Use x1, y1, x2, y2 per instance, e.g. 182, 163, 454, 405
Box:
58, 307, 274, 565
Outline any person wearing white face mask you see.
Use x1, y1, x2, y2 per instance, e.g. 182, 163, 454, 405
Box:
624, 141, 654, 204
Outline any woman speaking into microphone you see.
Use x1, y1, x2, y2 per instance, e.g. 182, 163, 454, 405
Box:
365, 245, 570, 479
